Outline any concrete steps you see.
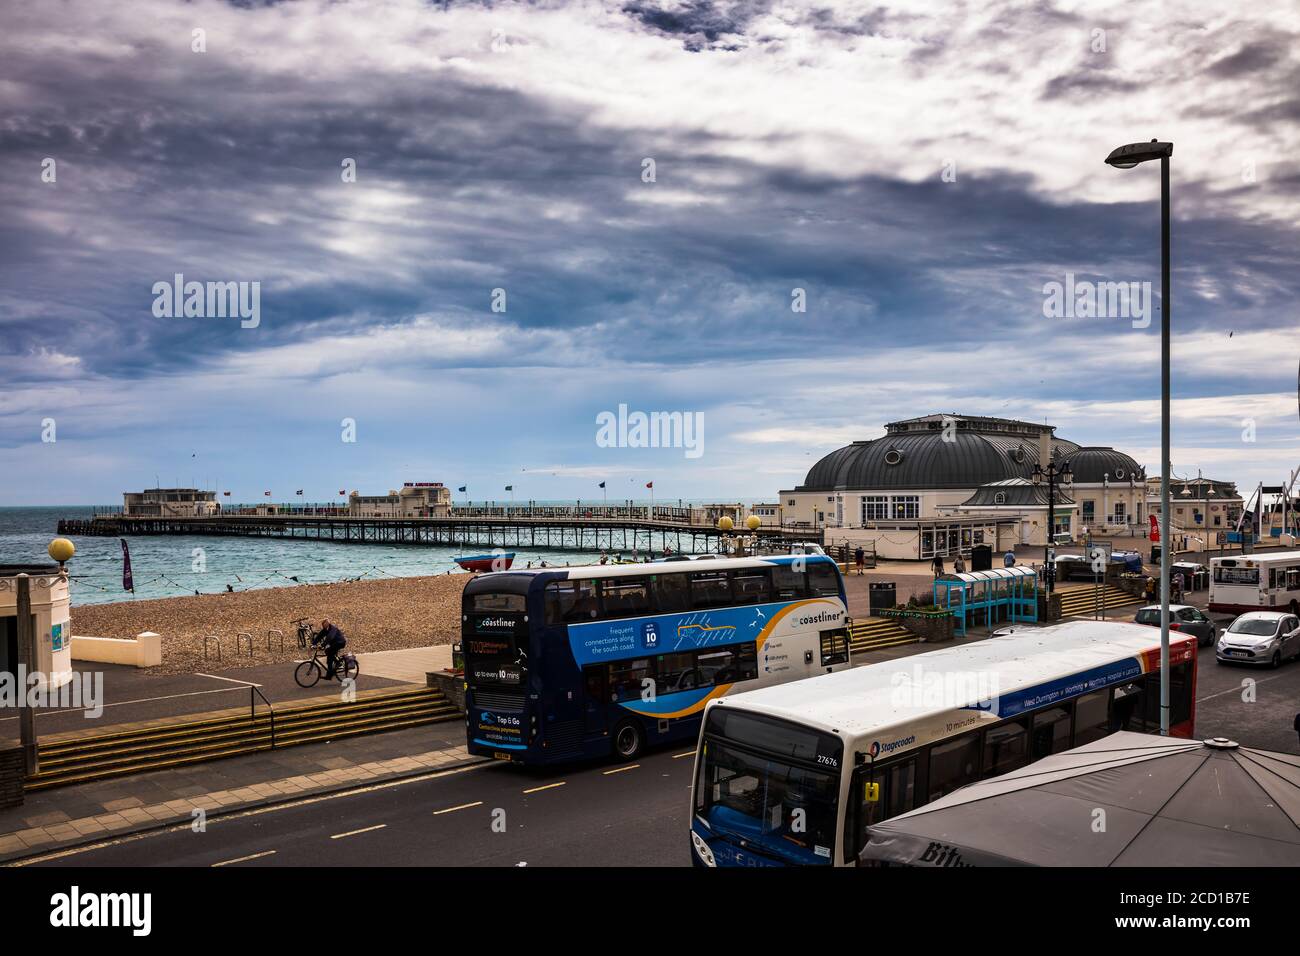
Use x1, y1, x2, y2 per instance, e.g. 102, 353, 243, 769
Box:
1057, 584, 1143, 618
849, 617, 917, 655
27, 687, 460, 791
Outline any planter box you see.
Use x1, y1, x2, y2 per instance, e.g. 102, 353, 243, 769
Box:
880, 608, 955, 643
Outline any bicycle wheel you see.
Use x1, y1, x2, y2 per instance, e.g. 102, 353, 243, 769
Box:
339, 656, 359, 683
294, 659, 322, 688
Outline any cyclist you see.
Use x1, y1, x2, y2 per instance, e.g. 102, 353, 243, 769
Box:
317, 618, 348, 679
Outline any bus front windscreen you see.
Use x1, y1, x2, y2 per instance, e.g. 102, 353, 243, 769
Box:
464, 590, 528, 687
695, 709, 842, 865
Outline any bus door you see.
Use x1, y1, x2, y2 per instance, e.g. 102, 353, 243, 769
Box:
849, 756, 917, 863
583, 666, 608, 734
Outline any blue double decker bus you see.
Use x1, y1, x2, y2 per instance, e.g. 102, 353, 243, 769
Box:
461, 555, 851, 764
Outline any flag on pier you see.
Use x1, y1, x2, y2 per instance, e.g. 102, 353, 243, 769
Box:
646, 481, 654, 489
505, 485, 513, 491
598, 481, 606, 489
296, 489, 303, 496
120, 538, 134, 593
264, 490, 272, 497
223, 491, 230, 496
458, 486, 466, 492
339, 489, 346, 496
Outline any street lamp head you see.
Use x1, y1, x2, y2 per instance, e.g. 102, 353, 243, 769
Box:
1105, 139, 1173, 168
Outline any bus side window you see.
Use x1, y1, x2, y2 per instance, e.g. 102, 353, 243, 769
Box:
981, 719, 1029, 778
731, 569, 772, 606
1073, 689, 1109, 746
1111, 681, 1146, 732
599, 578, 653, 619
807, 561, 840, 597
1168, 662, 1192, 727
771, 564, 807, 600
653, 573, 691, 613
819, 628, 849, 667
547, 581, 598, 625
1030, 706, 1071, 759
926, 734, 980, 803
689, 570, 733, 610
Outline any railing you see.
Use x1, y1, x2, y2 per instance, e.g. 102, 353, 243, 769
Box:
250, 686, 276, 749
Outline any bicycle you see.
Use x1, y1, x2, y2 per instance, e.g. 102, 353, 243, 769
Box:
291, 617, 359, 688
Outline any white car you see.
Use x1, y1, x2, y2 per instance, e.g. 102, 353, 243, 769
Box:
1216, 611, 1300, 668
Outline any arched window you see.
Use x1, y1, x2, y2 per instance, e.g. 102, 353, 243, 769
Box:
994, 492, 1007, 505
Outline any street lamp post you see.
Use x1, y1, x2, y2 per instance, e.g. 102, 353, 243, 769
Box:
1105, 138, 1173, 735
1033, 459, 1072, 593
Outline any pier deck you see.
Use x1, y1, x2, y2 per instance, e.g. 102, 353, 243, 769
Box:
56, 512, 816, 555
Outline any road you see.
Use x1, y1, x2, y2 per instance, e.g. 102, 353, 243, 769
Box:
28, 745, 696, 868
20, 623, 1300, 868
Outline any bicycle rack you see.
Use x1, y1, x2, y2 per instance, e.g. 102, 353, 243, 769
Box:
202, 634, 221, 661
236, 632, 254, 658
266, 628, 285, 653
250, 686, 276, 749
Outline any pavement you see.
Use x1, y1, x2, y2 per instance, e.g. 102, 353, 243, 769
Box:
0, 646, 449, 740
1, 720, 480, 863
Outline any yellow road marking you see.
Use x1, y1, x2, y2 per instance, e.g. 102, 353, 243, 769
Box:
603, 764, 640, 775
522, 782, 566, 794
434, 801, 483, 815
672, 751, 695, 759
212, 849, 276, 867
331, 824, 387, 840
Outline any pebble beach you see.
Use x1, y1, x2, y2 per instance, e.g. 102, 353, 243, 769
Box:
70, 572, 470, 676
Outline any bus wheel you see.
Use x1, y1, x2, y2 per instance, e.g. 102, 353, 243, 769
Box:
613, 721, 644, 761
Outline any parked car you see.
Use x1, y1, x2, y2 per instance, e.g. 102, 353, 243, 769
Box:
1133, 604, 1217, 647
1215, 611, 1300, 668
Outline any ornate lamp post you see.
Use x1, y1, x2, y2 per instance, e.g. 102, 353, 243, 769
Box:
1033, 458, 1072, 593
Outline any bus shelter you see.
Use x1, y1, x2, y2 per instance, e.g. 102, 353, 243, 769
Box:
934, 565, 1038, 636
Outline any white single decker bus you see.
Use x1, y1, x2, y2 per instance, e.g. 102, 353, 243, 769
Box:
688, 621, 1198, 867
1208, 551, 1300, 615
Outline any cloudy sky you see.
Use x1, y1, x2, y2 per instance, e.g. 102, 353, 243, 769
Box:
2, 0, 1297, 506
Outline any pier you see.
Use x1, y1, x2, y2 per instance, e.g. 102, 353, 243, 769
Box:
56, 508, 816, 556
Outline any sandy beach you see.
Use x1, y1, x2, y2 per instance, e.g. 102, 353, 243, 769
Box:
71, 573, 469, 676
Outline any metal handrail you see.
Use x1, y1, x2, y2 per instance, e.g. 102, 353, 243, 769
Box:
266, 628, 285, 652
202, 634, 221, 660
250, 686, 276, 749
236, 632, 253, 657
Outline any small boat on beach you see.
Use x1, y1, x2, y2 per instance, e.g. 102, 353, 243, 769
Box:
454, 552, 515, 572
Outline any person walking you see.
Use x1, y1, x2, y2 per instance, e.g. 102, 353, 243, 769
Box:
953, 554, 966, 575
932, 554, 944, 579
854, 546, 865, 575
1003, 548, 1015, 567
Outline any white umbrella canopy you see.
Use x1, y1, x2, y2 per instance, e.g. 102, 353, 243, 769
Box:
861, 732, 1300, 867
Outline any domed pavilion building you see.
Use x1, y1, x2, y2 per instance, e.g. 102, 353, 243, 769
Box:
777, 414, 1149, 560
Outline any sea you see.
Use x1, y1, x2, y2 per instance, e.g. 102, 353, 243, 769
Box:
0, 506, 619, 607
